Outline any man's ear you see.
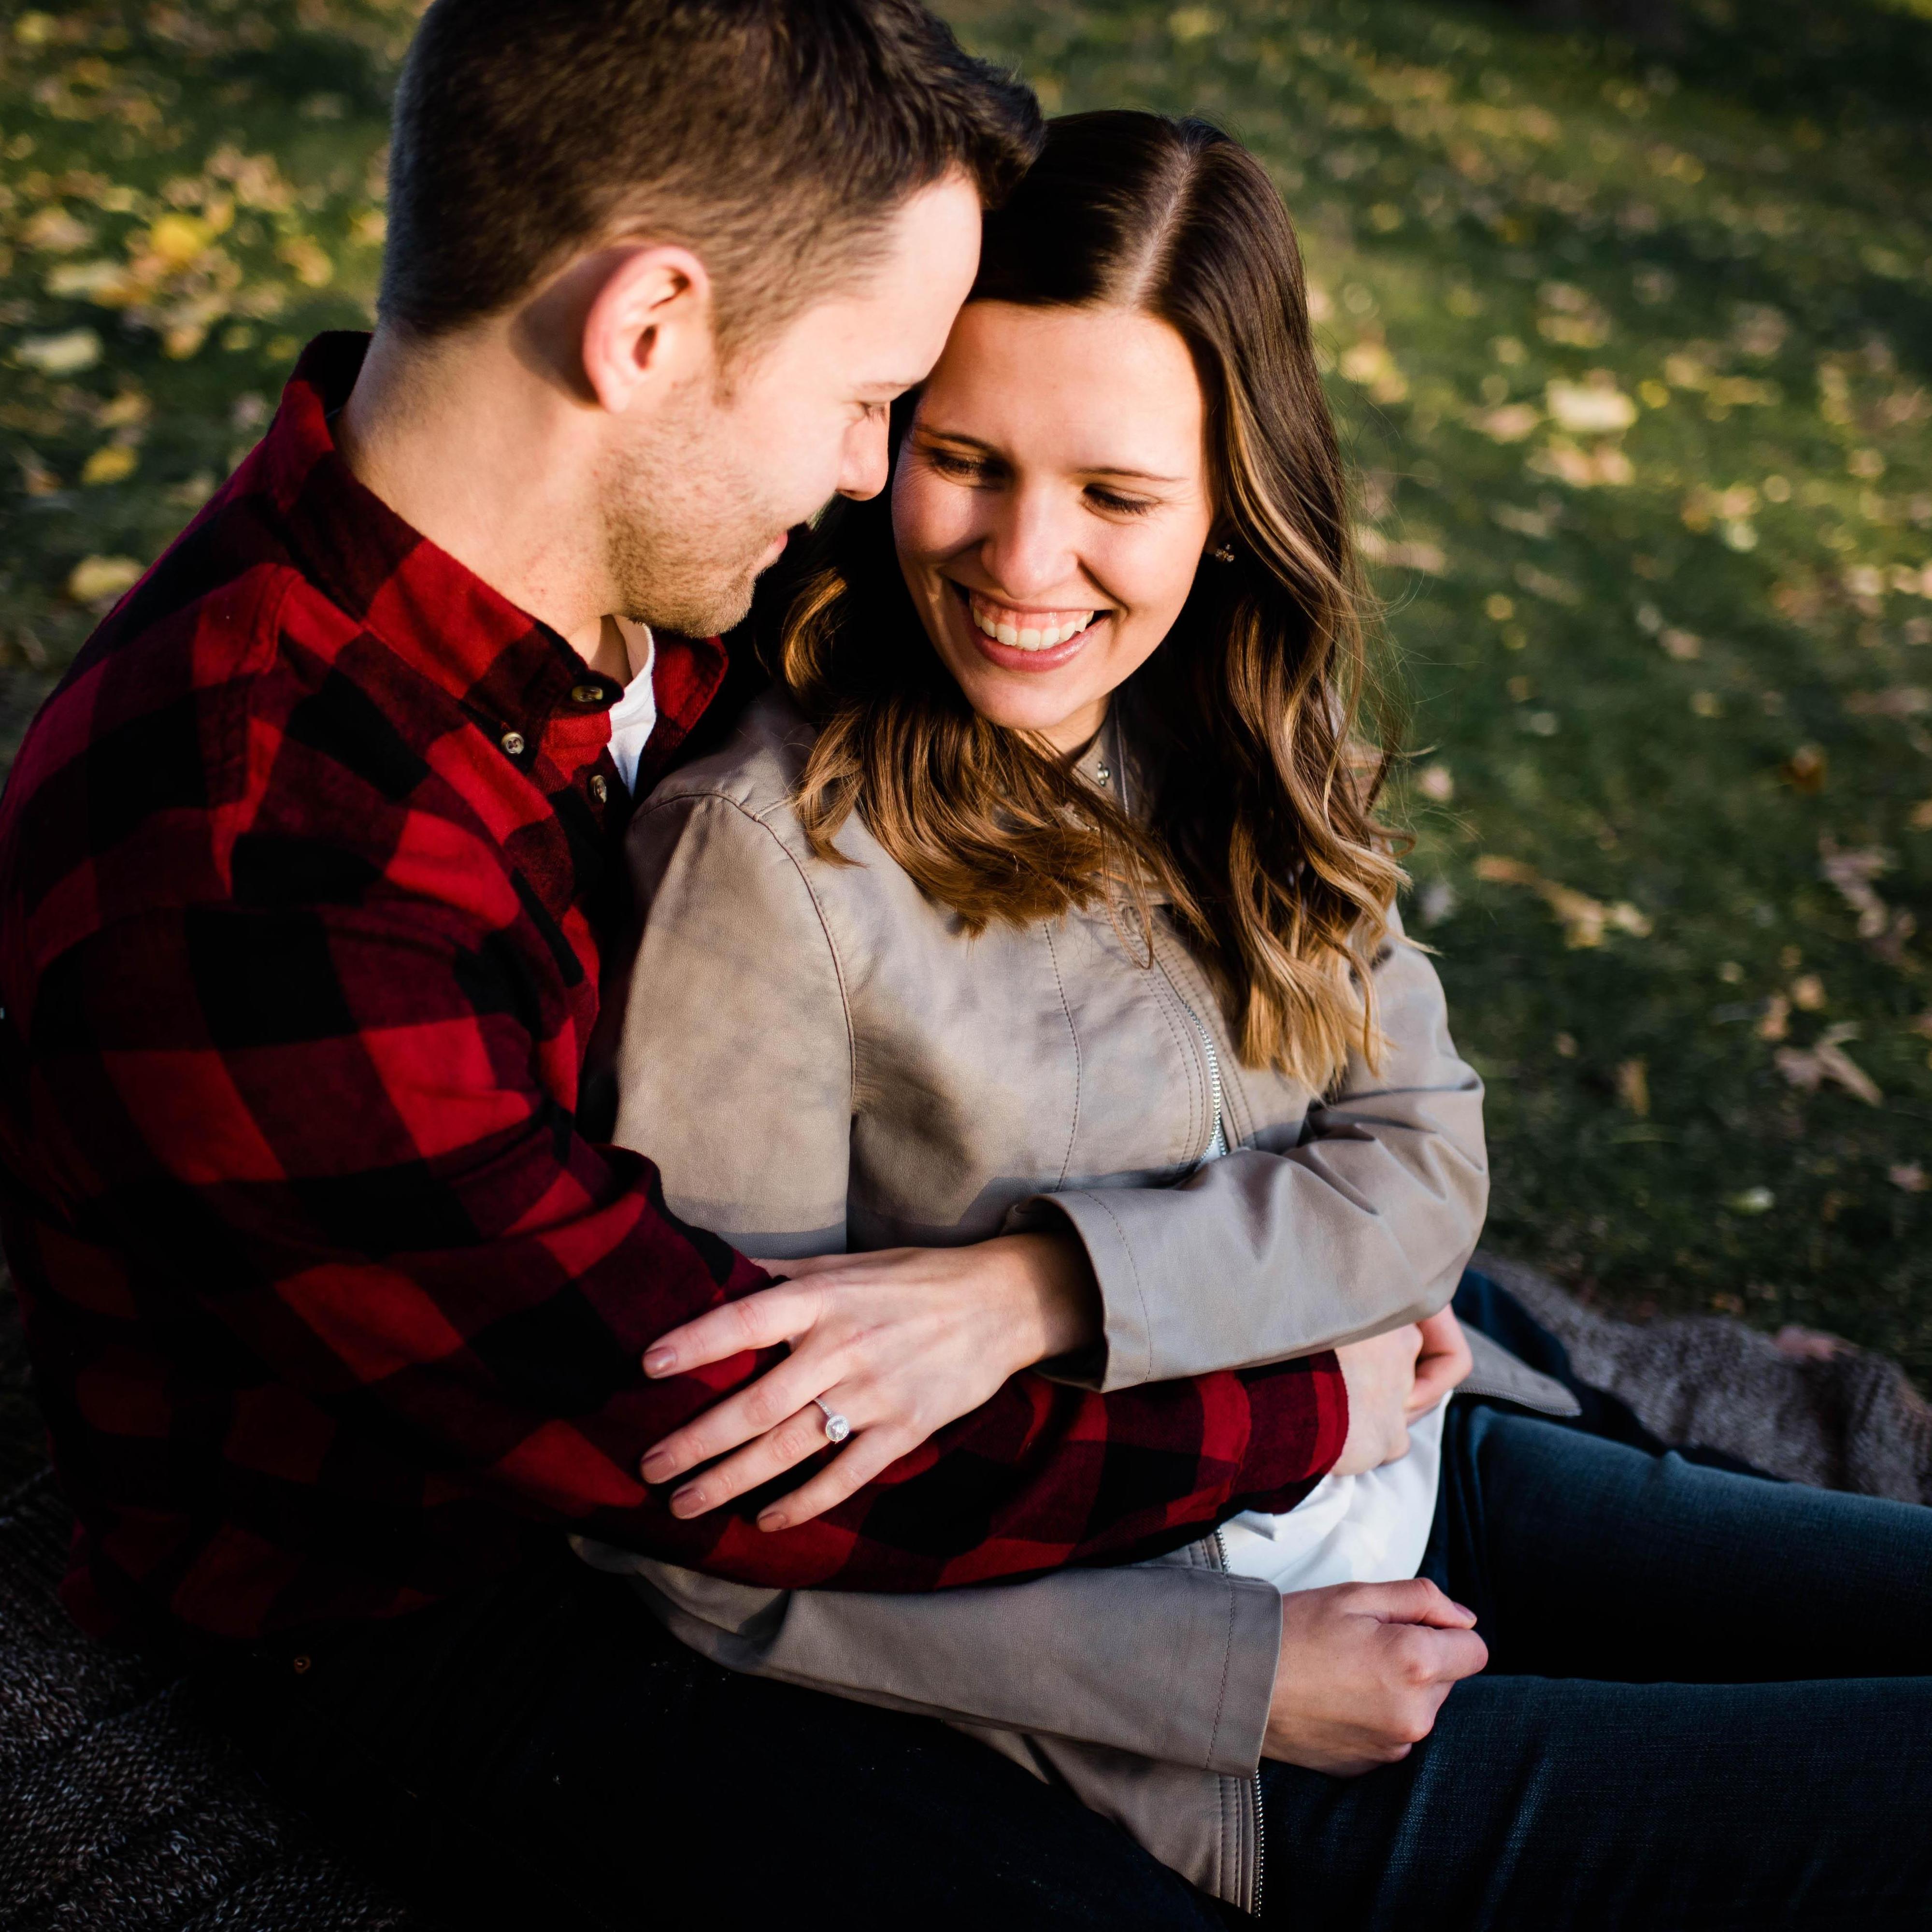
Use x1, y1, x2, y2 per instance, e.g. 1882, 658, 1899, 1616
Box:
580, 243, 715, 415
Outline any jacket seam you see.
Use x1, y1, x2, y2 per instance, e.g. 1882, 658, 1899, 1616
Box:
1141, 953, 1205, 1164
1204, 1574, 1237, 1770
1081, 1190, 1154, 1386
635, 789, 858, 1115
1040, 924, 1082, 1189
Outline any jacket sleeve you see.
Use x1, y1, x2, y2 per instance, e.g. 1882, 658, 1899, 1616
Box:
1017, 904, 1488, 1391
579, 1549, 1282, 1775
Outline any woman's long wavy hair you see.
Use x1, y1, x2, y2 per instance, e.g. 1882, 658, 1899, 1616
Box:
779, 110, 1404, 1089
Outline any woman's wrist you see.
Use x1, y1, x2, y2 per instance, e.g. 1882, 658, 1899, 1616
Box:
995, 1231, 1103, 1369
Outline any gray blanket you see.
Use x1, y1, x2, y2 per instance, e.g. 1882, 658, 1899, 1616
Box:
1476, 1251, 1932, 1502
2, 1258, 1928, 1929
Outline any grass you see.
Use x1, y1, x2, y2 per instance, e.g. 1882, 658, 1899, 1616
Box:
2, 0, 1930, 1376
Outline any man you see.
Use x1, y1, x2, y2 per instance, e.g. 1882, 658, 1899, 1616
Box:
0, 2, 1388, 1923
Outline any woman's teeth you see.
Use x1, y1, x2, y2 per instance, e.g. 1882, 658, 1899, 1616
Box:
967, 595, 1096, 652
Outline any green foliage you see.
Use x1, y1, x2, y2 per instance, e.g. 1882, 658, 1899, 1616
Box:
2, 0, 1929, 1369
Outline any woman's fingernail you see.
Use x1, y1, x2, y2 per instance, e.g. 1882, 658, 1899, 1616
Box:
643, 1348, 675, 1376
1454, 1603, 1477, 1619
671, 1485, 704, 1517
758, 1509, 788, 1532
640, 1450, 673, 1482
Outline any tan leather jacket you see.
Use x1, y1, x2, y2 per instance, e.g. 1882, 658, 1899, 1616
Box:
583, 689, 1571, 1911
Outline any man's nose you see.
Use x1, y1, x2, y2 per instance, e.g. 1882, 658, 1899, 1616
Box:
979, 489, 1078, 602
836, 412, 891, 502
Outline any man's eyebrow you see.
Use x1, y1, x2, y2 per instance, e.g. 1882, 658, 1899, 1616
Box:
913, 426, 1184, 484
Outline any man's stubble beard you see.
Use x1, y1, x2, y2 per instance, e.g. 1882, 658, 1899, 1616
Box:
599, 377, 788, 639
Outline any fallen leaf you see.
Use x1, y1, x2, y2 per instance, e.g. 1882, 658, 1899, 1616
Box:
1757, 994, 1790, 1042
1546, 378, 1637, 434
1355, 527, 1447, 574
1475, 855, 1652, 947
1779, 746, 1827, 793
1615, 1058, 1650, 1116
1169, 5, 1221, 40
147, 211, 213, 266
1475, 402, 1542, 443
1529, 437, 1635, 488
1514, 562, 1582, 605
21, 205, 95, 252
1491, 503, 1553, 538
1774, 1024, 1883, 1106
1818, 837, 1891, 939
1789, 973, 1826, 1012
1846, 688, 1931, 718
80, 444, 137, 486
18, 451, 58, 497
15, 327, 101, 374
67, 554, 143, 604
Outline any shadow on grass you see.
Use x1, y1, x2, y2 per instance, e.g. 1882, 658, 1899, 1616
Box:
1483, 0, 1932, 151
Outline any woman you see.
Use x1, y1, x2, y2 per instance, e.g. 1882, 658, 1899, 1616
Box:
589, 114, 1932, 1926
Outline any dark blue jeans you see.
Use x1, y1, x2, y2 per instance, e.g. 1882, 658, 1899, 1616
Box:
1258, 1278, 1932, 1929
199, 1274, 1932, 1930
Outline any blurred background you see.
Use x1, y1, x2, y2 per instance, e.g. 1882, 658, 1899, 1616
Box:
1, 0, 1928, 1376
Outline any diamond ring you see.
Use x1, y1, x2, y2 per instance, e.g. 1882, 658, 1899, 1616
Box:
813, 1398, 852, 1445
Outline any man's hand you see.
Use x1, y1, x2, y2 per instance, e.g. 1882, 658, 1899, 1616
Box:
1330, 1308, 1472, 1478
1330, 1325, 1422, 1476
1408, 1307, 1473, 1419
636, 1234, 1100, 1531
1263, 1580, 1488, 1775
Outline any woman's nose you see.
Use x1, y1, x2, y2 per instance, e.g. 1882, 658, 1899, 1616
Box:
978, 490, 1079, 602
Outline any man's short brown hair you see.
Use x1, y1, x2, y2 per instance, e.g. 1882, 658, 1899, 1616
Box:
381, 0, 1042, 355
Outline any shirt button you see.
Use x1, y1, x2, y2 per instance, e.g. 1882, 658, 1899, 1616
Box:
589, 774, 608, 806
500, 730, 526, 758
570, 683, 605, 706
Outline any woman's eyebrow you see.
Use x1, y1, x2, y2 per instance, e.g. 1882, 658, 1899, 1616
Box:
1081, 464, 1187, 484
914, 428, 1184, 484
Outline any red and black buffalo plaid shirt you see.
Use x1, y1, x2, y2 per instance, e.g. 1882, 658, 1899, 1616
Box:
0, 332, 1346, 1642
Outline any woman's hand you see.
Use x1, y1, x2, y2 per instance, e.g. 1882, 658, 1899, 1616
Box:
637, 1234, 1099, 1531
1263, 1579, 1488, 1775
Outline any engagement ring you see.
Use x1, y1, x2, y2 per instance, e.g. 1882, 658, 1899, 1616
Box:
813, 1398, 852, 1445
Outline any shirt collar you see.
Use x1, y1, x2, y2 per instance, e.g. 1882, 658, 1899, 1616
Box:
257, 332, 724, 744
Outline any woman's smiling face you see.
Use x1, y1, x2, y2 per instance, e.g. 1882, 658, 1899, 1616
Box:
891, 301, 1217, 754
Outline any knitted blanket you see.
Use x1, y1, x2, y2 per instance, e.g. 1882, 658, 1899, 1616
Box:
3, 1259, 1928, 1928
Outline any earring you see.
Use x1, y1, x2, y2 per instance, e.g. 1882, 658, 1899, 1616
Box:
1209, 542, 1236, 563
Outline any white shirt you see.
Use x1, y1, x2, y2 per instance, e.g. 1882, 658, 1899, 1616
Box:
605, 621, 658, 794
1193, 1113, 1445, 1595
1216, 1402, 1445, 1593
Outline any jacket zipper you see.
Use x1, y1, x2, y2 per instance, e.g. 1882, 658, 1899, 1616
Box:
1178, 996, 1228, 1162
1207, 1528, 1265, 1917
